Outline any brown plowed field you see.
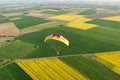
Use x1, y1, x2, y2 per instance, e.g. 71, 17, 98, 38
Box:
86, 10, 116, 19
0, 22, 20, 36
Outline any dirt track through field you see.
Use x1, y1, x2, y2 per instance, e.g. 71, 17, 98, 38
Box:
21, 21, 67, 35
15, 53, 90, 62
15, 50, 120, 62
10, 17, 21, 20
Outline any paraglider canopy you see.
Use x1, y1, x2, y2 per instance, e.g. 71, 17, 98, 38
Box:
44, 34, 69, 55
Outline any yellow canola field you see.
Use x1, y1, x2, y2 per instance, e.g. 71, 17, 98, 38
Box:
50, 15, 82, 21
102, 16, 120, 22
50, 14, 97, 30
17, 58, 88, 80
93, 51, 120, 75
67, 18, 96, 30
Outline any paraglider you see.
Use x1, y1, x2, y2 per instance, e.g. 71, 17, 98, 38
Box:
44, 34, 69, 55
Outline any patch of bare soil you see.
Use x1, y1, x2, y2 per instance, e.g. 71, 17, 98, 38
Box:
3, 12, 22, 17
0, 37, 14, 47
25, 13, 43, 17
85, 10, 117, 19
0, 22, 20, 36
40, 14, 55, 19
67, 11, 80, 15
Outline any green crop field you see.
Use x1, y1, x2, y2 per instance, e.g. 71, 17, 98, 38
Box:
0, 62, 32, 80
11, 15, 50, 29
0, 40, 37, 59
1, 9, 27, 14
59, 55, 120, 80
0, 25, 120, 59
86, 19, 120, 29
79, 9, 96, 15
42, 10, 69, 15
0, 20, 10, 24
0, 15, 5, 18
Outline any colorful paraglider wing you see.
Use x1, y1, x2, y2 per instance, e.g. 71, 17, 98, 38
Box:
44, 34, 69, 46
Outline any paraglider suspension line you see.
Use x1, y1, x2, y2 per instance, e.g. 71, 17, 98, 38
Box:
56, 42, 59, 55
